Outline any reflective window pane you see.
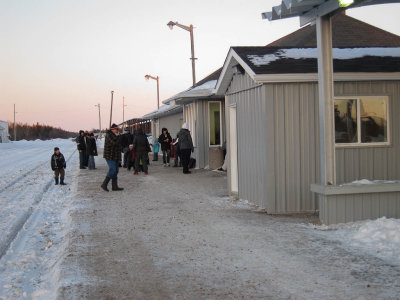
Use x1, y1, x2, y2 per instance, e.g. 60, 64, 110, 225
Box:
209, 102, 221, 146
360, 98, 387, 143
334, 99, 358, 143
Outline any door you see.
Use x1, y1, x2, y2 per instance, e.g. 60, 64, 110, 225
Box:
229, 106, 238, 193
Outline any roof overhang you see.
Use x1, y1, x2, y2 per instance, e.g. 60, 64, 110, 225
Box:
142, 105, 183, 120
262, 0, 400, 26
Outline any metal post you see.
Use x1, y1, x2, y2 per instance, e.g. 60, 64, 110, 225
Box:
109, 91, 114, 129
13, 104, 16, 141
156, 77, 160, 109
317, 15, 335, 185
189, 25, 196, 86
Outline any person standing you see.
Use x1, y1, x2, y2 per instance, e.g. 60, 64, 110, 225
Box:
86, 133, 98, 170
133, 128, 151, 175
158, 128, 172, 166
178, 123, 194, 174
51, 147, 67, 185
121, 127, 133, 168
77, 130, 86, 169
101, 124, 124, 191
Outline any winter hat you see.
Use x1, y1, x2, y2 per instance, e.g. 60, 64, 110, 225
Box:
54, 147, 59, 151
129, 144, 133, 148
79, 130, 84, 134
182, 123, 188, 129
110, 123, 119, 129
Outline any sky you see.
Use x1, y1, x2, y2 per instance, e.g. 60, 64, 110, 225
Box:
1, 0, 399, 132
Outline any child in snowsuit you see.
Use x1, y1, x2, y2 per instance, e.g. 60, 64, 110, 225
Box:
51, 147, 66, 185
126, 144, 135, 171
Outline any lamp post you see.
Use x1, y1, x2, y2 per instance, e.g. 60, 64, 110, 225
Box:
167, 21, 197, 86
145, 75, 160, 109
122, 96, 127, 126
95, 103, 102, 139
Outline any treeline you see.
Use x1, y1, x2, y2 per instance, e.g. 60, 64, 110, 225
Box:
8, 122, 77, 141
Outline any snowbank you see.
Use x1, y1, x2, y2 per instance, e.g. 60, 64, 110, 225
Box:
312, 217, 400, 266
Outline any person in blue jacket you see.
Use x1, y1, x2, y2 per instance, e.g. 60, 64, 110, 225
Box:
152, 137, 159, 161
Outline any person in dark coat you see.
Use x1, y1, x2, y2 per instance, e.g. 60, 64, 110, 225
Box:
133, 128, 151, 175
120, 128, 133, 168
126, 144, 135, 171
158, 128, 172, 166
178, 123, 194, 174
76, 130, 86, 169
51, 147, 66, 185
86, 133, 98, 170
101, 124, 123, 191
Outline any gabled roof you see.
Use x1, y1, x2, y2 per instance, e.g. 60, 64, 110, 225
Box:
215, 15, 400, 95
267, 14, 400, 48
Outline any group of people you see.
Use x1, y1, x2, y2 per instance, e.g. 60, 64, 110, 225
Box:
50, 122, 194, 192
50, 130, 98, 186
156, 125, 194, 174
76, 130, 98, 170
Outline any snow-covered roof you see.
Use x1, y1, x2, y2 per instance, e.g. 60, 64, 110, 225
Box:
247, 47, 400, 67
142, 104, 182, 120
162, 68, 223, 105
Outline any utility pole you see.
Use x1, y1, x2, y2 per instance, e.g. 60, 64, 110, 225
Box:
109, 91, 114, 129
123, 96, 127, 127
95, 104, 102, 139
13, 104, 16, 141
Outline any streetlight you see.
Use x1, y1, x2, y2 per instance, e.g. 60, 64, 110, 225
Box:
145, 74, 160, 109
167, 21, 197, 86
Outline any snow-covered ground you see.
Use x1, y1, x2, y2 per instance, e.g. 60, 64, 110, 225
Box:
0, 139, 78, 299
0, 139, 399, 299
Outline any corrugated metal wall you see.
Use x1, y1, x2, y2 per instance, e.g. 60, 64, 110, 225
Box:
335, 81, 400, 184
226, 73, 400, 214
227, 73, 268, 209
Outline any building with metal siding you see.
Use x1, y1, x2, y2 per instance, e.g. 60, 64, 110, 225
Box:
217, 14, 400, 221
162, 69, 226, 169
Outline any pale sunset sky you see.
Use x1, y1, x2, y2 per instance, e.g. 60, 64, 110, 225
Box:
1, 0, 399, 132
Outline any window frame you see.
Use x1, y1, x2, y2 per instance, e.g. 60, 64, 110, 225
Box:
334, 96, 390, 148
208, 101, 223, 147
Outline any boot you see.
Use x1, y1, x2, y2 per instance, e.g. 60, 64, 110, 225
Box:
55, 177, 59, 185
112, 178, 124, 191
60, 178, 66, 185
101, 176, 111, 192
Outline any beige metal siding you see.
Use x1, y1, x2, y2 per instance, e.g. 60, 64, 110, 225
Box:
334, 81, 400, 184
268, 83, 320, 213
227, 73, 268, 209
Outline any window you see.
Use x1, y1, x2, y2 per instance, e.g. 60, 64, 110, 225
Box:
335, 97, 389, 146
209, 102, 222, 146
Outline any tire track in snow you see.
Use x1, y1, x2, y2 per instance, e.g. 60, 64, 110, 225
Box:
0, 149, 77, 261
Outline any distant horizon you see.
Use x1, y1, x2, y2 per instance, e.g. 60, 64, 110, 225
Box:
1, 1, 399, 132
